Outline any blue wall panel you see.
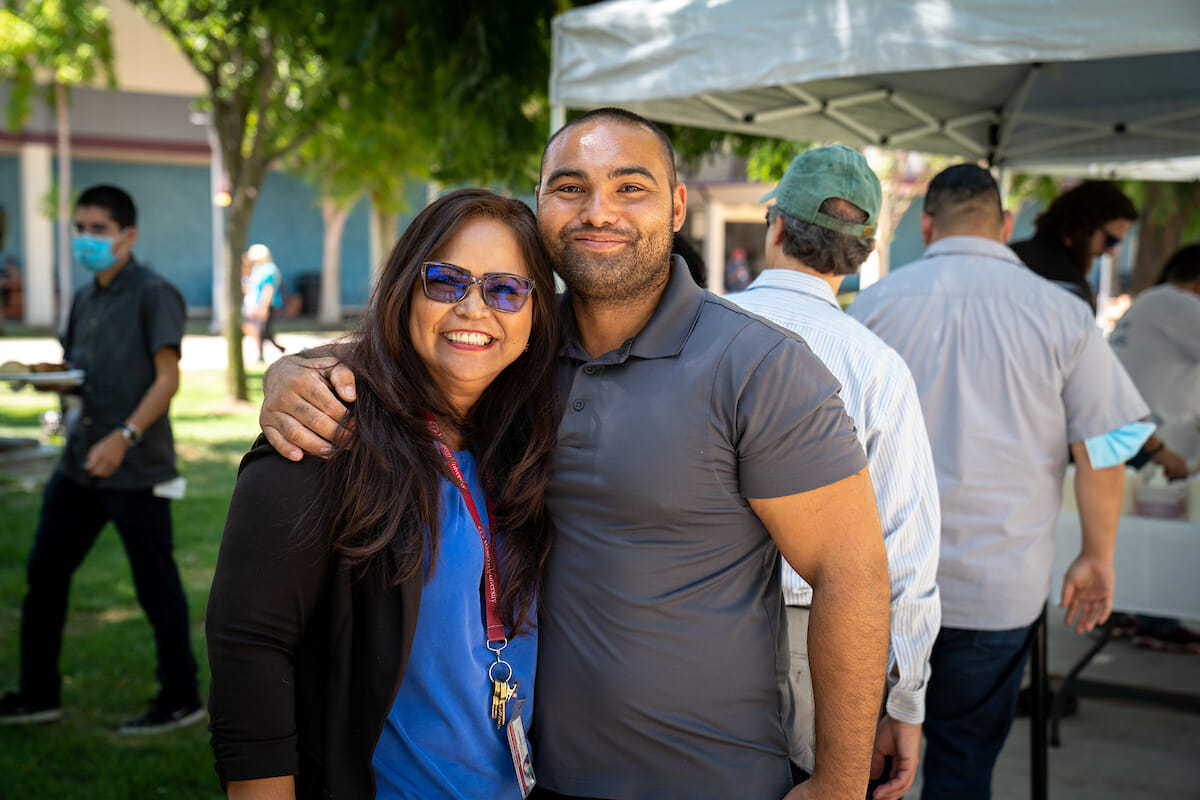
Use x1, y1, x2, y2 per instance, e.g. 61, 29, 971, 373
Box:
69, 160, 212, 305
0, 154, 23, 265
57, 161, 376, 311
247, 171, 371, 309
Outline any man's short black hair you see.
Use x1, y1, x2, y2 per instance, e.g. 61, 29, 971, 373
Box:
76, 184, 136, 229
540, 107, 678, 188
923, 164, 1001, 219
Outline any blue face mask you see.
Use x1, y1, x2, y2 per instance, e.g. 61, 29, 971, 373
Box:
72, 233, 119, 272
1084, 420, 1156, 469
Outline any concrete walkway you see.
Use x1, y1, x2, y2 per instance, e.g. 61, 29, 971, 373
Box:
909, 618, 1200, 799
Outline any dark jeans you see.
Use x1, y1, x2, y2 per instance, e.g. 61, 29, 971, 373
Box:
18, 471, 198, 705
921, 621, 1039, 800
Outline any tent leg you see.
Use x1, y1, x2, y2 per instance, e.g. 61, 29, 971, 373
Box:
1030, 605, 1049, 800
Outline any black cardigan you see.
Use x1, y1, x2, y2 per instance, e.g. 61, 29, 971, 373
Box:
207, 438, 422, 799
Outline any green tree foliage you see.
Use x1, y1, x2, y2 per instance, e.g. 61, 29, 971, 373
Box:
0, 0, 115, 129
133, 0, 564, 399
133, 0, 402, 399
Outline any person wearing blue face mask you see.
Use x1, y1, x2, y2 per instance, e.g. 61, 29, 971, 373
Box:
0, 184, 203, 734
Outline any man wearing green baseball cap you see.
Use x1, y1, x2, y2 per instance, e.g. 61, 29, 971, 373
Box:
728, 145, 941, 800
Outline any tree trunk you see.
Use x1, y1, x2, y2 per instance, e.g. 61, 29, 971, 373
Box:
55, 82, 72, 335
369, 201, 400, 292
221, 180, 263, 401
318, 199, 351, 327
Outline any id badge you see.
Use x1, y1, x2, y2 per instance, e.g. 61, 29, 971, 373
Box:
505, 699, 536, 797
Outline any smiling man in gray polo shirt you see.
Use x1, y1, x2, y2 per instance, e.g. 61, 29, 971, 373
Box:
260, 108, 891, 800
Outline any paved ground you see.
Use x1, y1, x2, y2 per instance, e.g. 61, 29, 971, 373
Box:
4, 332, 1200, 798
909, 618, 1200, 799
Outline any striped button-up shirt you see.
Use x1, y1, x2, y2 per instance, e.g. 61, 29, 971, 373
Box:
727, 269, 941, 724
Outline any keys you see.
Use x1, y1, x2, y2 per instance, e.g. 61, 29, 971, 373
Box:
491, 678, 518, 728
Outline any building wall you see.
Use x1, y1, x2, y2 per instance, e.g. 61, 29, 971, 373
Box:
1, 151, 379, 314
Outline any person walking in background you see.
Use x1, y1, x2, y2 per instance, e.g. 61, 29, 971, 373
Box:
0, 184, 202, 734
1010, 181, 1138, 311
242, 243, 285, 363
726, 145, 940, 800
209, 189, 560, 798
849, 165, 1149, 799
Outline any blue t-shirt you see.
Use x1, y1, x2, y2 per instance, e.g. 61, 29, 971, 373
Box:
250, 262, 283, 309
372, 450, 537, 799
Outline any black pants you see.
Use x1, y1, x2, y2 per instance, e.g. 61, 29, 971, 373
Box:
18, 471, 198, 705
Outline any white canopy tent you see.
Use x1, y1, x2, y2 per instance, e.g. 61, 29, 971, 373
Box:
550, 0, 1200, 168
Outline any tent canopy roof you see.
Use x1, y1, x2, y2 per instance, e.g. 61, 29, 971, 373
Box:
550, 0, 1200, 170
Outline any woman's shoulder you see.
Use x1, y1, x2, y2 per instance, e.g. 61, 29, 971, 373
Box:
234, 436, 328, 510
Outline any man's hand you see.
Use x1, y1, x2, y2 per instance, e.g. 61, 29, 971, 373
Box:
1153, 446, 1189, 480
84, 430, 129, 478
260, 354, 356, 461
1060, 554, 1115, 633
869, 715, 921, 800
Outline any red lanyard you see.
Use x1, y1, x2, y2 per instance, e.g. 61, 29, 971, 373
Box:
426, 414, 506, 645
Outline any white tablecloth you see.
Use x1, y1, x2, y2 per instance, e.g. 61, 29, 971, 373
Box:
1052, 512, 1200, 619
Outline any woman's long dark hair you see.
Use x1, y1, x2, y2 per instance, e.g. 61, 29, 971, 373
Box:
306, 188, 560, 638
1034, 181, 1138, 274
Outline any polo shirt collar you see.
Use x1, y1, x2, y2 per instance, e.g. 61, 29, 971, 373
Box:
924, 235, 1026, 267
92, 256, 142, 294
559, 255, 703, 363
738, 269, 840, 311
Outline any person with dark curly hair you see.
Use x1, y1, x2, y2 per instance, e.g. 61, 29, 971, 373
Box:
1010, 181, 1138, 311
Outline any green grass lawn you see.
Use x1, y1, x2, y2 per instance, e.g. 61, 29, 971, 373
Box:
0, 366, 271, 800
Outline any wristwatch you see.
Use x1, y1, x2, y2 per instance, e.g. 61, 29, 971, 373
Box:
119, 422, 142, 446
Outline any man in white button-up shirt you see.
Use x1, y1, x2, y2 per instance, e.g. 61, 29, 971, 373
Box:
727, 146, 941, 800
850, 164, 1148, 800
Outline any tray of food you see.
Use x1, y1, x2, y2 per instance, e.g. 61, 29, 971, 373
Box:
0, 361, 85, 388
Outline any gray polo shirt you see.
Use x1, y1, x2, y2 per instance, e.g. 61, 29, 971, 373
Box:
535, 258, 867, 800
60, 258, 185, 491
849, 236, 1148, 630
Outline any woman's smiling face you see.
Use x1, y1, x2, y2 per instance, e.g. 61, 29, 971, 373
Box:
408, 216, 534, 415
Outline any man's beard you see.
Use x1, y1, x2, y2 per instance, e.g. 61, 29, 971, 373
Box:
546, 222, 674, 305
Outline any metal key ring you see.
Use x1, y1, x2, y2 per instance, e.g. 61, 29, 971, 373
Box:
489, 658, 513, 683
487, 638, 508, 656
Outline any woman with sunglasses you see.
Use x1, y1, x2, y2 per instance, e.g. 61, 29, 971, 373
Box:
207, 189, 560, 799
1010, 180, 1138, 311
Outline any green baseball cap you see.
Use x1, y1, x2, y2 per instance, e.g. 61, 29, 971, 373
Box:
760, 145, 881, 237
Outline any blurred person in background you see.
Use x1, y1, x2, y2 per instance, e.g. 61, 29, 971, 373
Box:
242, 243, 286, 363
1010, 181, 1138, 311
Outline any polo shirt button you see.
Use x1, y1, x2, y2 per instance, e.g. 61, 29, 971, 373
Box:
583, 365, 597, 375
571, 399, 585, 411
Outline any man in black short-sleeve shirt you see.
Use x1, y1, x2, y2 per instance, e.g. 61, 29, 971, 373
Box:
0, 185, 202, 735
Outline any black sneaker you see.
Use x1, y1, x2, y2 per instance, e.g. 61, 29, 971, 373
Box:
117, 695, 206, 735
0, 691, 61, 725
